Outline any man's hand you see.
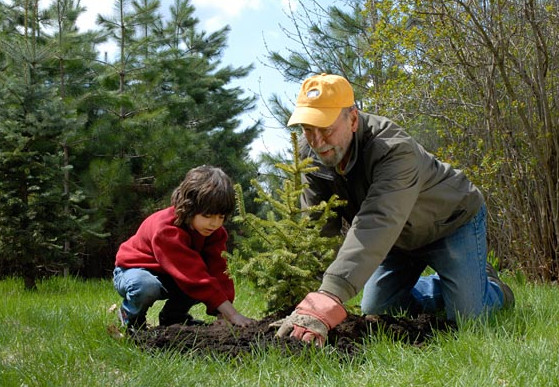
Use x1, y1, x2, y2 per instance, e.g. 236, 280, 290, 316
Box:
275, 292, 347, 346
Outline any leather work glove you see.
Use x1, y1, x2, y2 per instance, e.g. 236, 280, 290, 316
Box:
275, 292, 347, 346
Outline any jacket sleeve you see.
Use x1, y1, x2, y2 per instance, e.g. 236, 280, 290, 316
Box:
202, 228, 235, 303
151, 226, 230, 314
319, 141, 422, 303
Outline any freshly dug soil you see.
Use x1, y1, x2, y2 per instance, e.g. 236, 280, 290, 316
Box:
130, 313, 456, 357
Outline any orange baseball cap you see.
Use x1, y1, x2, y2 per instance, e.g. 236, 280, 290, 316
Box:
287, 73, 355, 127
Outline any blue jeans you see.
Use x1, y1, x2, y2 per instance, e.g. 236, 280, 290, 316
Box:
113, 267, 200, 325
360, 205, 504, 321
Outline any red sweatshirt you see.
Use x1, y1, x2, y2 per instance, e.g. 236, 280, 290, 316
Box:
115, 207, 234, 314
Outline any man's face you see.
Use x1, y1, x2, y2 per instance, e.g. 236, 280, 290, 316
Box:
302, 108, 358, 167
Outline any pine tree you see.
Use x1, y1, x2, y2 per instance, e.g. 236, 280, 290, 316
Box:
227, 132, 346, 314
0, 28, 71, 288
0, 0, 109, 284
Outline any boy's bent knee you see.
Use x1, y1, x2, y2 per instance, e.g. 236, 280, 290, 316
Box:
118, 268, 162, 304
129, 278, 161, 303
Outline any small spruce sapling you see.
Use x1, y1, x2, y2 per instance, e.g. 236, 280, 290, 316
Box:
226, 132, 346, 314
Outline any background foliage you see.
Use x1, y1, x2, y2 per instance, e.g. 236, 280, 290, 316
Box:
1, 0, 558, 286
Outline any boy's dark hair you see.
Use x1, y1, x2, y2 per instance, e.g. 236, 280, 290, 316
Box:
171, 165, 235, 227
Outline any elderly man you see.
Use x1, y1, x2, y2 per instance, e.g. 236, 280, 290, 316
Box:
277, 73, 514, 345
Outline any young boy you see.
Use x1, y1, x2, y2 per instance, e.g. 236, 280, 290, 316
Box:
113, 165, 254, 330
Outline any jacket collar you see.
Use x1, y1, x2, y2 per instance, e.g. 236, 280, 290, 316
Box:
340, 112, 366, 175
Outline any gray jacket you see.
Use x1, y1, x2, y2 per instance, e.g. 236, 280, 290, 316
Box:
300, 112, 484, 303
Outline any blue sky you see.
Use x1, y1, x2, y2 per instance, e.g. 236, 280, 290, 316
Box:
66, 0, 339, 158
189, 0, 301, 158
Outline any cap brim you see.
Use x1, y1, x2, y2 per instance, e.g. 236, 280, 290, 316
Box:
287, 106, 342, 127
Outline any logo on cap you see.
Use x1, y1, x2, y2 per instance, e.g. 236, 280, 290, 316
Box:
306, 89, 320, 98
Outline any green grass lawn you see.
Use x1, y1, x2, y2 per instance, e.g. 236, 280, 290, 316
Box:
1, 274, 558, 386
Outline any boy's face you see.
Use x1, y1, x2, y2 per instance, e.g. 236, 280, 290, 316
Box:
191, 214, 225, 236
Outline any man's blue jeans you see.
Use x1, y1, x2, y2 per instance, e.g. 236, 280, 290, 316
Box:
361, 205, 504, 321
113, 267, 199, 326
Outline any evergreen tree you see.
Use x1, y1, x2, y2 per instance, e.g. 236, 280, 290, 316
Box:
0, 14, 74, 287
46, 0, 107, 271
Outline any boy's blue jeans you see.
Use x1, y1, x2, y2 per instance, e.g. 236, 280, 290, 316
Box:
113, 267, 199, 326
361, 205, 505, 321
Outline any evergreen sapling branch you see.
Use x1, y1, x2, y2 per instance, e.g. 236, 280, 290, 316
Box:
227, 132, 346, 314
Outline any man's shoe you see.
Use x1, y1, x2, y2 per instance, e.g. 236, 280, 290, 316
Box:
486, 263, 515, 309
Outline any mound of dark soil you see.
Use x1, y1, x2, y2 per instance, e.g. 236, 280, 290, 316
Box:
130, 313, 456, 357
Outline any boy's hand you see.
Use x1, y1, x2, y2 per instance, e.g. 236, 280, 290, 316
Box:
228, 313, 255, 327
212, 314, 228, 327
216, 300, 256, 327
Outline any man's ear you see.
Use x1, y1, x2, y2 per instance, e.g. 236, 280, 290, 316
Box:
350, 108, 359, 132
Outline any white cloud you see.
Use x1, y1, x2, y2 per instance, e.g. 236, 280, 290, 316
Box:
77, 0, 113, 32
190, 0, 263, 32
202, 16, 225, 32
191, 0, 261, 18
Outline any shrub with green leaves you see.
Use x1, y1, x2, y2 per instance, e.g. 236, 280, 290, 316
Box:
226, 133, 345, 314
